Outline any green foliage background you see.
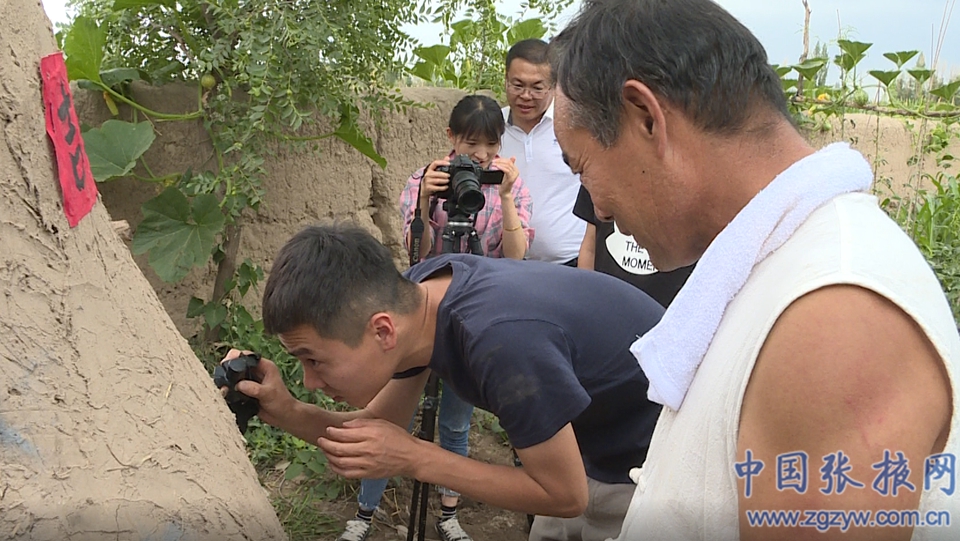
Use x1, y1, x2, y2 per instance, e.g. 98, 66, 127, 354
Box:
775, 39, 959, 320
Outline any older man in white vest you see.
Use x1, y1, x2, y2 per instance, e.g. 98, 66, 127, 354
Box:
551, 1, 960, 540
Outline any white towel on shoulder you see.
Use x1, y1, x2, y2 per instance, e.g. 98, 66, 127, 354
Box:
631, 142, 874, 411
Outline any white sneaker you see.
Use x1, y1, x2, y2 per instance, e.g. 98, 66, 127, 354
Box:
336, 518, 372, 541
436, 517, 473, 541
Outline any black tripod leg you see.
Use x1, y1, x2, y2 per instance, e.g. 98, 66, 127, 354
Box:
407, 373, 441, 540
409, 221, 475, 537
417, 482, 431, 541
405, 479, 433, 541
407, 479, 422, 541
441, 233, 456, 254
468, 230, 483, 256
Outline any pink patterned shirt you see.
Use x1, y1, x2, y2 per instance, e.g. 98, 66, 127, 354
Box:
400, 155, 535, 260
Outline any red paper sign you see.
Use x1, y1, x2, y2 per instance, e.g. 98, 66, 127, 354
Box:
40, 52, 98, 228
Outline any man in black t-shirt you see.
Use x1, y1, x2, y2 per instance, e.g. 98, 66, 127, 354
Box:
222, 224, 664, 541
574, 185, 694, 307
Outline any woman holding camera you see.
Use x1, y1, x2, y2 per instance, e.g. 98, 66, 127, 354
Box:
335, 95, 532, 541
401, 93, 534, 261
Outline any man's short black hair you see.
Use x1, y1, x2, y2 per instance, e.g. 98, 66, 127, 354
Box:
262, 223, 420, 345
550, 0, 791, 147
506, 38, 549, 71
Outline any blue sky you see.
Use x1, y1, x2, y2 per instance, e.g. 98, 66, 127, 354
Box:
711, 0, 959, 78
400, 0, 960, 81
41, 0, 959, 80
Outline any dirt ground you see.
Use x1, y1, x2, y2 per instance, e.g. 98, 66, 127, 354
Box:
262, 423, 532, 541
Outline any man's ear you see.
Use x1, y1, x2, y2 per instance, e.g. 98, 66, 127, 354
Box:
370, 313, 397, 351
622, 80, 668, 151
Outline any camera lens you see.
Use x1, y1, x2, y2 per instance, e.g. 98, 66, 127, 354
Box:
457, 188, 485, 214
451, 172, 484, 214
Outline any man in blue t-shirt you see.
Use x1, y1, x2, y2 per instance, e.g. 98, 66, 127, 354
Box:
222, 224, 664, 541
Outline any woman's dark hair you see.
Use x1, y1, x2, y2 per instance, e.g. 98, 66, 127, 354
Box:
448, 94, 505, 143
262, 223, 420, 346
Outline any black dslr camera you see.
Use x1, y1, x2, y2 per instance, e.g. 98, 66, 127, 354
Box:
435, 154, 505, 215
213, 353, 262, 434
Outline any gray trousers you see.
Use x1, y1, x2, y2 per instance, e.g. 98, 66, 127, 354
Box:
527, 477, 635, 541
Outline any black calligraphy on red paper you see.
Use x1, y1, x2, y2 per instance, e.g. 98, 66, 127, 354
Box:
41, 52, 97, 227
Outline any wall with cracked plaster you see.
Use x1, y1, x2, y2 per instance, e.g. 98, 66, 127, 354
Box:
0, 0, 287, 538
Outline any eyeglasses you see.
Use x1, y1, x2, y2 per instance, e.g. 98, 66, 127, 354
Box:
506, 82, 551, 99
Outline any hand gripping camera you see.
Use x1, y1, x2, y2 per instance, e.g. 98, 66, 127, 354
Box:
213, 353, 262, 434
435, 154, 505, 215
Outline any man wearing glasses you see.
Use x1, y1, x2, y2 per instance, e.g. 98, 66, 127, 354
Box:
501, 39, 586, 267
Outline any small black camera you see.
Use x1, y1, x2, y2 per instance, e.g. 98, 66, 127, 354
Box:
213, 353, 262, 434
435, 154, 505, 215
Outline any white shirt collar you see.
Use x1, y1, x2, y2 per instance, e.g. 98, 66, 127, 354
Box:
543, 99, 555, 121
